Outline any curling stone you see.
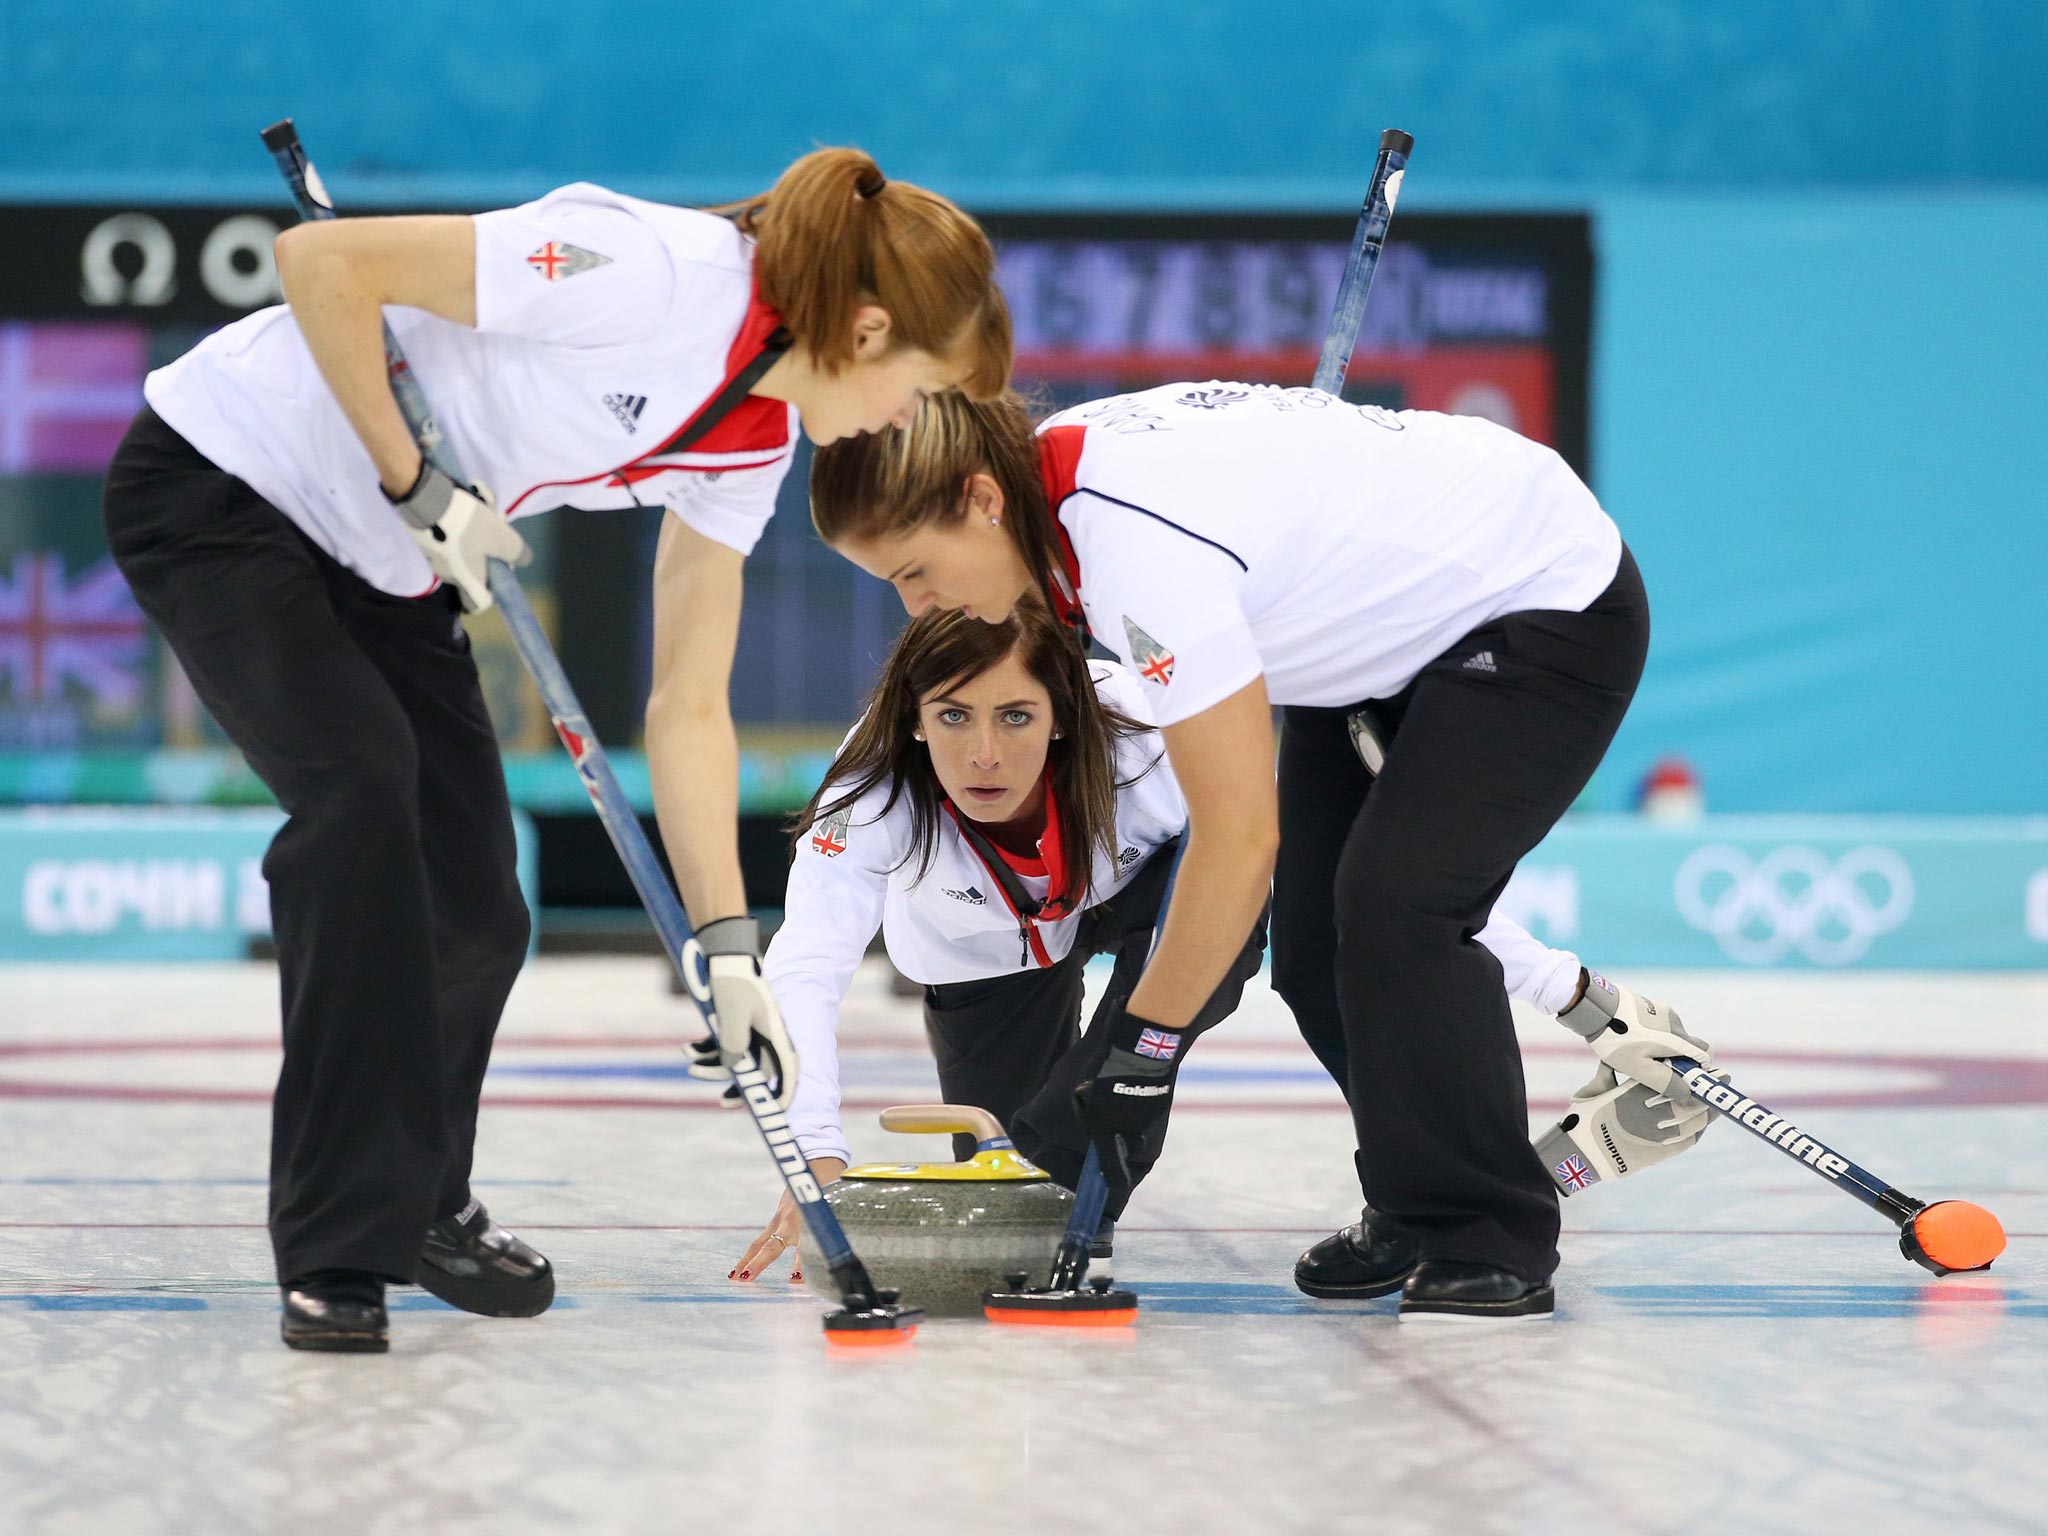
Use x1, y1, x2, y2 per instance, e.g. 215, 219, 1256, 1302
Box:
804, 1105, 1074, 1317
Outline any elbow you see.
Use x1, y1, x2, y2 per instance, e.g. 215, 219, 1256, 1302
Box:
1189, 814, 1278, 881
644, 680, 731, 737
1248, 823, 1280, 884
272, 221, 329, 292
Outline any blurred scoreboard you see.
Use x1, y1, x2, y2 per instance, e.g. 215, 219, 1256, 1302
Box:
0, 203, 1591, 765
991, 213, 1591, 474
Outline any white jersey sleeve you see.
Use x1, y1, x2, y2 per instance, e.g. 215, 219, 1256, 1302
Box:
472, 185, 678, 350
763, 785, 902, 1165
1475, 913, 1582, 1015
1090, 661, 1189, 846
662, 457, 791, 558
1070, 491, 1267, 727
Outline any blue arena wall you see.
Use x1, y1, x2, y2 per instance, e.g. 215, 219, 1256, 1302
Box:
3, 1, 2044, 204
2, 2, 2041, 816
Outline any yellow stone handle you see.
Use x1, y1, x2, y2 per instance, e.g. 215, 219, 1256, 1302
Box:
878, 1103, 1008, 1143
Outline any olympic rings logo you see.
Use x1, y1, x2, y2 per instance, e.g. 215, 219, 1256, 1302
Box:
1673, 845, 1914, 965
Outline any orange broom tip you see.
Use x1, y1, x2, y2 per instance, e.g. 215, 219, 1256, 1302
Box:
823, 1325, 917, 1348
1912, 1200, 2007, 1273
983, 1306, 1137, 1327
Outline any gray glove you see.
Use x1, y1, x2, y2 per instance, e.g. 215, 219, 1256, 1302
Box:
1558, 970, 1715, 1099
698, 916, 798, 1112
384, 462, 532, 614
1535, 1062, 1711, 1194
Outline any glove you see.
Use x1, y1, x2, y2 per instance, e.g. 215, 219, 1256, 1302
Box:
698, 916, 798, 1112
684, 1030, 782, 1110
1074, 1008, 1183, 1210
384, 461, 532, 614
1557, 969, 1715, 1099
683, 1033, 723, 1081
1534, 1063, 1712, 1194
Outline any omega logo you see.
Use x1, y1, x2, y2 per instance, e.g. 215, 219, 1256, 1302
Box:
80, 212, 284, 310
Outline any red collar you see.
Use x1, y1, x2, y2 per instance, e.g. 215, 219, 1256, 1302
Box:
1035, 426, 1088, 629
501, 275, 795, 517
634, 277, 794, 463
942, 771, 1077, 920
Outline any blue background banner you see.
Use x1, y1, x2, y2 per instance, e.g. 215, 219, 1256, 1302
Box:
0, 807, 539, 960
1497, 816, 2048, 971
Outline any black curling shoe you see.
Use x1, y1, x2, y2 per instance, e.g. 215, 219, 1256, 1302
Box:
1397, 1259, 1554, 1321
417, 1200, 556, 1318
1293, 1208, 1421, 1299
280, 1273, 389, 1353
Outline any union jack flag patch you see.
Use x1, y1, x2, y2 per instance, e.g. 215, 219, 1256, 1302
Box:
810, 807, 851, 859
1554, 1154, 1593, 1192
526, 241, 613, 282
1122, 616, 1175, 687
1135, 1027, 1182, 1061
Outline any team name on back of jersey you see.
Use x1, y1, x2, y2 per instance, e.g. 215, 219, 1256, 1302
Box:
603, 393, 649, 434
1164, 382, 1407, 430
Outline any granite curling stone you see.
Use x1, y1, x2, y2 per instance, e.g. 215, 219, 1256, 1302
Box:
804, 1105, 1074, 1316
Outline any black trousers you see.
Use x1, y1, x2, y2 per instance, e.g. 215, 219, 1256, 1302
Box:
922, 841, 1269, 1218
1269, 548, 1649, 1282
102, 408, 530, 1285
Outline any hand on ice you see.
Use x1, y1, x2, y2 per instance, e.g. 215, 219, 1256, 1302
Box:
729, 1159, 844, 1285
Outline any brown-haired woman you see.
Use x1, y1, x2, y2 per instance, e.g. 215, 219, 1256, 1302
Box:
100, 147, 1010, 1351
724, 601, 1267, 1288
811, 385, 1718, 1321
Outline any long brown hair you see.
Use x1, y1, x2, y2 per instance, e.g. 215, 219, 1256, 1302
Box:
794, 599, 1155, 909
716, 148, 1011, 400
808, 389, 1068, 616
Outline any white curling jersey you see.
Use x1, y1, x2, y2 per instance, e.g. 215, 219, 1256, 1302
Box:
144, 184, 799, 596
1036, 383, 1623, 725
764, 662, 1187, 1163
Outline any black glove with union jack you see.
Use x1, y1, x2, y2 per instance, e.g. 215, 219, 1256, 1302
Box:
1074, 1007, 1187, 1210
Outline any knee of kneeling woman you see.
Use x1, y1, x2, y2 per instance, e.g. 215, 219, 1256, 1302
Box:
1009, 1119, 1083, 1193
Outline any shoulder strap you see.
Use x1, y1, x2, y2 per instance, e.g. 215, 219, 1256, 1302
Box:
650, 326, 794, 457
942, 804, 1046, 920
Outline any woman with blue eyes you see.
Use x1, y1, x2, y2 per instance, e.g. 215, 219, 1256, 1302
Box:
724, 599, 1265, 1286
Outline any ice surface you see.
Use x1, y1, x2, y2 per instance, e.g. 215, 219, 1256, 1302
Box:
2, 959, 2043, 1534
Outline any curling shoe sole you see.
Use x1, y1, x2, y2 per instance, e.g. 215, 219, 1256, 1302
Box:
280, 1290, 389, 1353
1397, 1259, 1554, 1321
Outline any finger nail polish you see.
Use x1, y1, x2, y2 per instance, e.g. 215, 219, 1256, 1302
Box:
727, 1270, 736, 1279
739, 1269, 751, 1280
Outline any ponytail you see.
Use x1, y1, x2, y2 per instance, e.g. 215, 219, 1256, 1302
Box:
718, 147, 1011, 400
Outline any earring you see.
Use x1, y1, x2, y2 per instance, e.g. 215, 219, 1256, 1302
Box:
1052, 730, 1064, 739
913, 732, 925, 741
988, 517, 1000, 527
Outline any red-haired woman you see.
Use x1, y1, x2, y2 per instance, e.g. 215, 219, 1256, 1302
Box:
811, 386, 1716, 1321
100, 148, 1010, 1351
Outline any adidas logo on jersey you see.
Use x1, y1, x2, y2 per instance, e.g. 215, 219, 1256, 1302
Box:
943, 885, 987, 906
603, 393, 649, 434
1462, 650, 1498, 673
